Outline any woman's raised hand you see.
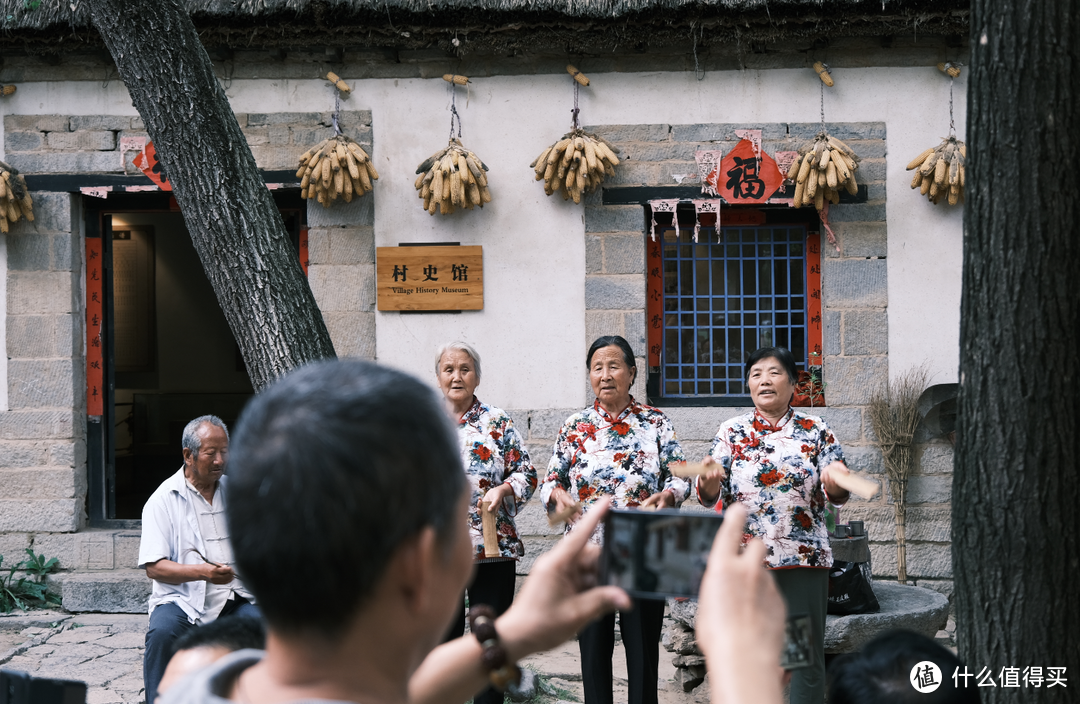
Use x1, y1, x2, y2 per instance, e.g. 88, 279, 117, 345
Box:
697, 455, 726, 504
547, 485, 583, 523
820, 461, 852, 504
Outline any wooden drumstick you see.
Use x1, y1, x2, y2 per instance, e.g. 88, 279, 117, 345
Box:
671, 462, 721, 478
481, 500, 500, 557
829, 469, 880, 500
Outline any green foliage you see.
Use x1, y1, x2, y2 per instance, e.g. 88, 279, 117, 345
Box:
0, 549, 62, 614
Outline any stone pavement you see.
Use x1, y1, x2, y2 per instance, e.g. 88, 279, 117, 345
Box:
1, 609, 710, 704
0, 610, 146, 704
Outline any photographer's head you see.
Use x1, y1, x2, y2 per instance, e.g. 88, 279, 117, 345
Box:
828, 629, 980, 704
157, 616, 265, 699
227, 359, 470, 650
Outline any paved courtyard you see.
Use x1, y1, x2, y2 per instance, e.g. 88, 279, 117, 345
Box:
0, 609, 709, 704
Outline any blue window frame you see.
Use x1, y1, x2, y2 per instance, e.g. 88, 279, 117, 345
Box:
657, 224, 808, 398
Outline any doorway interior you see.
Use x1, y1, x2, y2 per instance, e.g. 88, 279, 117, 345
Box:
85, 191, 305, 523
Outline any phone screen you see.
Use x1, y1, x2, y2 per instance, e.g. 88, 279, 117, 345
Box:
600, 508, 723, 599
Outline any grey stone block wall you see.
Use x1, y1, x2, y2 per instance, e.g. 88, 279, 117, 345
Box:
305, 111, 376, 360
2, 192, 87, 539
4, 111, 371, 175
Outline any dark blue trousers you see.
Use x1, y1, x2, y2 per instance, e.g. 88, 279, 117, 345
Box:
143, 596, 260, 703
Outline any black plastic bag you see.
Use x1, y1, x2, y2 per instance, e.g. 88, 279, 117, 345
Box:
828, 560, 880, 615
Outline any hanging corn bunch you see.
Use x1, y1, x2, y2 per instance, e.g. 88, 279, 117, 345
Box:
297, 135, 379, 207
0, 160, 34, 233
786, 132, 861, 211
531, 129, 620, 203
907, 136, 966, 205
414, 138, 491, 215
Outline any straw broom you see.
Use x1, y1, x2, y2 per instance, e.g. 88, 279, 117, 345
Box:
868, 366, 930, 584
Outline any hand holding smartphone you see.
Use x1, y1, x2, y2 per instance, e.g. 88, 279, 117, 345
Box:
600, 508, 812, 671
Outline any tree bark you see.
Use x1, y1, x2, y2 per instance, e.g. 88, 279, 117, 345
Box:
956, 1, 1079, 698
88, 0, 336, 391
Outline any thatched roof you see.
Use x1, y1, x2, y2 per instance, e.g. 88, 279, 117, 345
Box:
0, 1, 969, 55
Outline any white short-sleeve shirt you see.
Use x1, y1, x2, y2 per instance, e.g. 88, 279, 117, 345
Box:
138, 468, 254, 623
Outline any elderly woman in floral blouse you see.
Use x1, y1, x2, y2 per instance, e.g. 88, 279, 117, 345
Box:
436, 342, 537, 704
697, 346, 853, 704
540, 335, 689, 704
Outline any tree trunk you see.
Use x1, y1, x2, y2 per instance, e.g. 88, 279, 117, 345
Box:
88, 0, 336, 391
956, 1, 1079, 698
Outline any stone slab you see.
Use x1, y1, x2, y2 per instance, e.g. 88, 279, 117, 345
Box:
59, 570, 152, 614
824, 582, 949, 653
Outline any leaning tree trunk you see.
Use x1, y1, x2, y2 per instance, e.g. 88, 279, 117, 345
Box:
956, 0, 1079, 698
88, 0, 336, 390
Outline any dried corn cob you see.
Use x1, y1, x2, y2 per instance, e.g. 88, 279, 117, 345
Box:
326, 72, 351, 95
442, 74, 470, 85
937, 62, 962, 79
566, 65, 590, 87
813, 61, 834, 87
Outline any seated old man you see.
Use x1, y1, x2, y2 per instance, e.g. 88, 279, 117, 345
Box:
160, 360, 789, 704
139, 415, 260, 704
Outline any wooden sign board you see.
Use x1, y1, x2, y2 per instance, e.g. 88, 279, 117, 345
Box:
376, 245, 483, 311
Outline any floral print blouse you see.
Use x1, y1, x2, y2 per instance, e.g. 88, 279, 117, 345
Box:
458, 398, 537, 561
697, 408, 845, 569
540, 398, 690, 536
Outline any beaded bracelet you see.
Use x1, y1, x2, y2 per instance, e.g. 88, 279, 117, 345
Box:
468, 605, 522, 691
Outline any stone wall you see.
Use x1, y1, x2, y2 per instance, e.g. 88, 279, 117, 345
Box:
304, 111, 376, 360
3, 111, 369, 176
1, 191, 87, 553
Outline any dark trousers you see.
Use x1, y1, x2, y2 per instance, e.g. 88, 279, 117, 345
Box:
578, 597, 666, 704
143, 596, 260, 704
444, 560, 518, 704
772, 568, 828, 704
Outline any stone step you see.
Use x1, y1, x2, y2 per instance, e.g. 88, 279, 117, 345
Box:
54, 569, 151, 614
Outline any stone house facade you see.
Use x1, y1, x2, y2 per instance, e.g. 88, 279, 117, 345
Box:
0, 0, 965, 611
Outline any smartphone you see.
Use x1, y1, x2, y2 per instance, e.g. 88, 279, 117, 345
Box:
0, 670, 87, 704
600, 508, 723, 599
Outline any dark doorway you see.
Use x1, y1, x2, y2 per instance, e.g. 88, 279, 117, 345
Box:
84, 191, 305, 524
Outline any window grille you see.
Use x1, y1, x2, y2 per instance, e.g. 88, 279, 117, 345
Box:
646, 224, 822, 399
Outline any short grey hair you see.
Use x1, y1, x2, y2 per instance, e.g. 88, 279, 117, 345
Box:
182, 415, 229, 456
434, 341, 482, 380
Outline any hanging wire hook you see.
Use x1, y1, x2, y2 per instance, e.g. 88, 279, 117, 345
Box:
571, 80, 580, 130
819, 78, 826, 134
332, 89, 343, 136
948, 77, 956, 138
448, 81, 463, 142
691, 21, 705, 81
